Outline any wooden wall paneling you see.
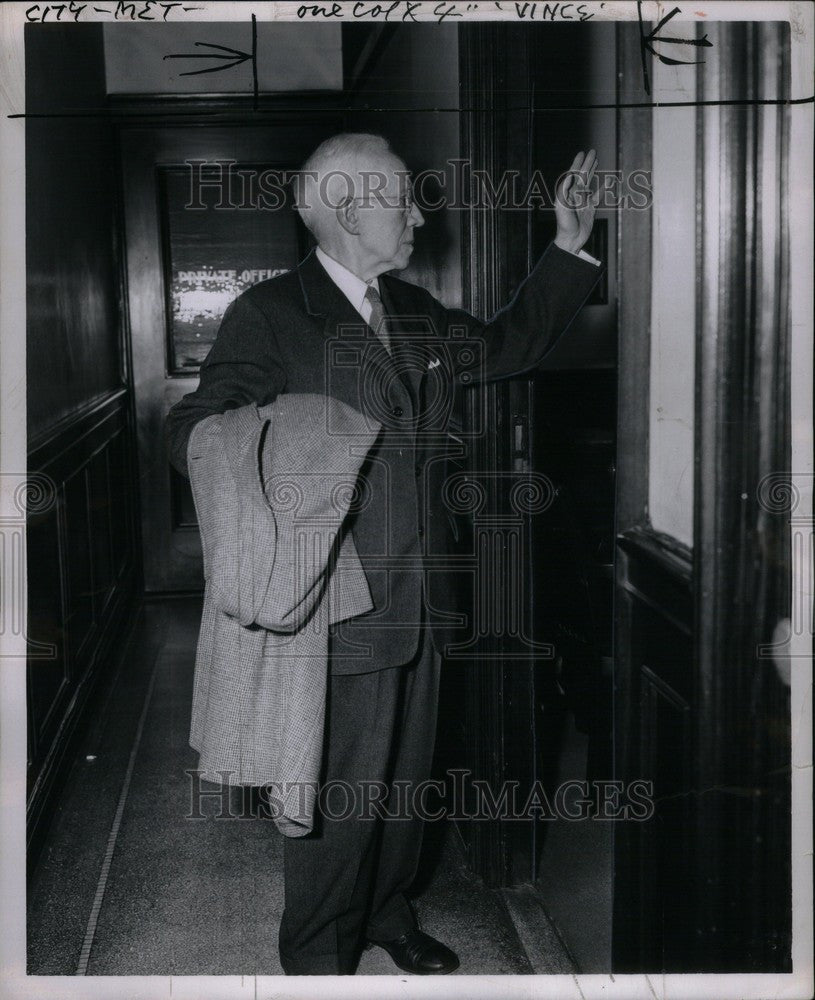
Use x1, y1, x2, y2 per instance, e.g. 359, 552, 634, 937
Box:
62, 466, 95, 670
88, 446, 114, 617
25, 23, 124, 440
25, 23, 141, 863
613, 526, 693, 970
26, 502, 69, 777
108, 421, 137, 582
636, 650, 692, 970
27, 391, 139, 862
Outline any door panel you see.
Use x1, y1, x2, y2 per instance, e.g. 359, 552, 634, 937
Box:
120, 122, 336, 591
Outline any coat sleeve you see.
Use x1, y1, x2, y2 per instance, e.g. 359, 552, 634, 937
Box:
436, 242, 603, 384
165, 293, 287, 478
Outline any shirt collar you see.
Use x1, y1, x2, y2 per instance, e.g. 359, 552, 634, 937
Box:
315, 246, 378, 317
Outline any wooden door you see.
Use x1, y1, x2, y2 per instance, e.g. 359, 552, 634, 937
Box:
119, 121, 336, 591
612, 22, 792, 971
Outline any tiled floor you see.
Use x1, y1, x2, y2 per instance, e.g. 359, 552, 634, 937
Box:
28, 598, 576, 978
535, 713, 614, 971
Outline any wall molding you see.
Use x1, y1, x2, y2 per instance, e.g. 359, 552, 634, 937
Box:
28, 387, 128, 461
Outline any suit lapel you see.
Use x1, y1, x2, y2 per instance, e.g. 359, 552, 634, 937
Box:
297, 250, 411, 412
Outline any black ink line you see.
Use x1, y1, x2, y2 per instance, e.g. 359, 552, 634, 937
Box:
163, 40, 253, 77
8, 96, 814, 120
251, 13, 258, 111
638, 1, 651, 96
637, 2, 713, 96
533, 96, 812, 110
174, 42, 246, 54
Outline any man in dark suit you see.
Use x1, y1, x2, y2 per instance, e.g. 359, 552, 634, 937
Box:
166, 132, 601, 976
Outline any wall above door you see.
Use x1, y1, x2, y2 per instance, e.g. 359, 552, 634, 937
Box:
103, 22, 342, 95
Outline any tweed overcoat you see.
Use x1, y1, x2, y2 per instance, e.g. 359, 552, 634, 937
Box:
187, 394, 379, 836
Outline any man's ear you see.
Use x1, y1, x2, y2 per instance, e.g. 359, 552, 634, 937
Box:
336, 199, 360, 236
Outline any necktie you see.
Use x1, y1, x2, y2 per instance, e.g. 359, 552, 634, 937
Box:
375, 282, 420, 413
364, 283, 391, 355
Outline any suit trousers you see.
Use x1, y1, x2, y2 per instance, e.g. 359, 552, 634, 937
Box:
278, 626, 441, 975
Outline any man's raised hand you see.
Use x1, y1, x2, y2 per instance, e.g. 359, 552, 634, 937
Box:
553, 149, 598, 255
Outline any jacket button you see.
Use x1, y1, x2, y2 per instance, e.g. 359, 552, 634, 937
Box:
392, 406, 403, 418
418, 526, 424, 537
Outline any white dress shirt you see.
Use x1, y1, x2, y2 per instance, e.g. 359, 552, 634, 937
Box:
315, 247, 380, 324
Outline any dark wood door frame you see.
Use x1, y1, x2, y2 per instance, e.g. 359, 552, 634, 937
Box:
692, 20, 791, 971
456, 23, 542, 888
456, 22, 619, 893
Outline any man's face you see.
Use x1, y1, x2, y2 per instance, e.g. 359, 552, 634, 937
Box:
354, 153, 425, 275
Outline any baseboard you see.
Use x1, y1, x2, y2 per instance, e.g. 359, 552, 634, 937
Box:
499, 884, 580, 975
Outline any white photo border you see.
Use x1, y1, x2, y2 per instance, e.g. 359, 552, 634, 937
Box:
1, 2, 812, 998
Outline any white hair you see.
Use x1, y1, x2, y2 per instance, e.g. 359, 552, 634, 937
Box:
293, 132, 397, 243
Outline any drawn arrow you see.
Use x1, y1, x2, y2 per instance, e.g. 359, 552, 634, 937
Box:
162, 14, 259, 107
164, 41, 252, 77
638, 3, 713, 95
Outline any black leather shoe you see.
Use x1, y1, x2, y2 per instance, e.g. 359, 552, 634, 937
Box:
369, 929, 460, 975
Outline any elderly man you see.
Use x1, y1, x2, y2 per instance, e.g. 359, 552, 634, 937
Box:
166, 132, 600, 976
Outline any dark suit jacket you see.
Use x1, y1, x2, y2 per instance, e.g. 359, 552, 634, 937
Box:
166, 244, 602, 673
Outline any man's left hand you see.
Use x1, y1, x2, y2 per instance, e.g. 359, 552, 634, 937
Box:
554, 149, 598, 255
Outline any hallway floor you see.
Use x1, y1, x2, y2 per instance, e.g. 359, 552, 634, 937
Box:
27, 598, 574, 978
